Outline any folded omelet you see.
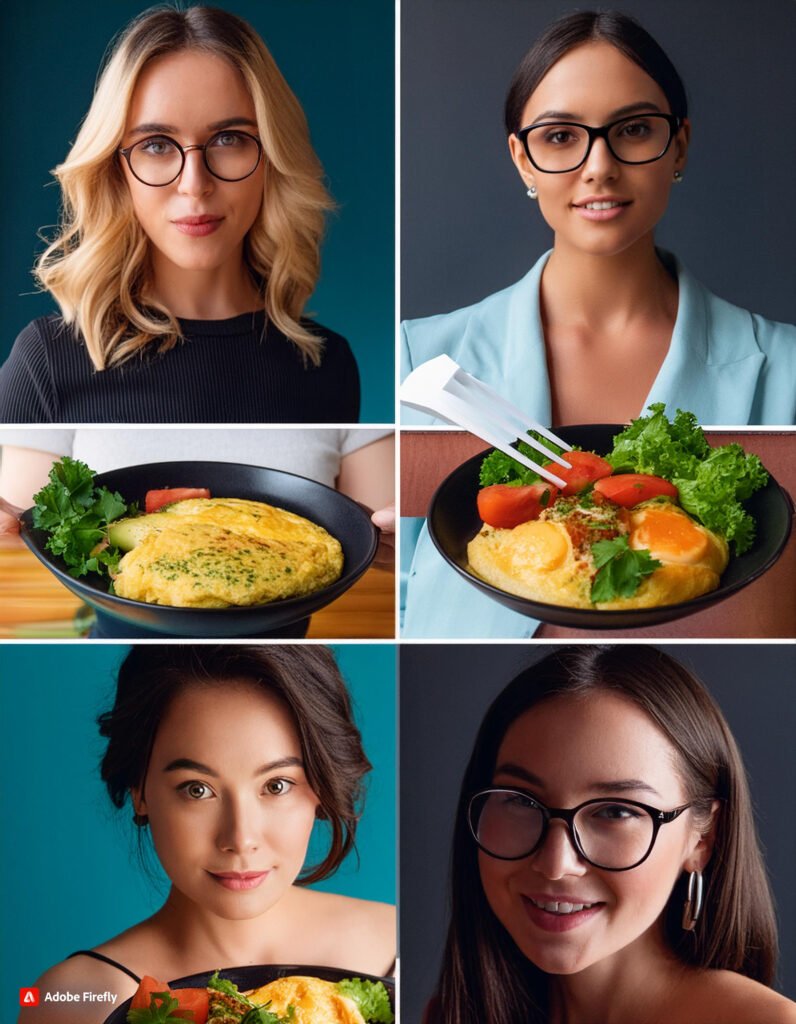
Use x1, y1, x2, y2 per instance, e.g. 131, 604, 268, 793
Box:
248, 976, 365, 1024
468, 501, 728, 610
111, 498, 343, 608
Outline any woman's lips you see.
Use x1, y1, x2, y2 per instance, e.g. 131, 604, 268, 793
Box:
208, 870, 270, 891
571, 197, 632, 222
173, 215, 224, 237
522, 895, 605, 933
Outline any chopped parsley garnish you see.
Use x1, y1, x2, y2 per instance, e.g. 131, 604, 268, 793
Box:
590, 536, 662, 603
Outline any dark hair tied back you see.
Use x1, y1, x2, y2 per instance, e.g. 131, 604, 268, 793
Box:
99, 645, 371, 884
505, 10, 688, 136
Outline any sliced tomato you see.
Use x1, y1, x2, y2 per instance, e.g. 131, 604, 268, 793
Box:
477, 483, 560, 529
145, 488, 211, 513
171, 988, 209, 1023
130, 976, 172, 1010
552, 451, 613, 496
594, 473, 678, 507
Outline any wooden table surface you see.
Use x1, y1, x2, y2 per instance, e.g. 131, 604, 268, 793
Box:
0, 536, 395, 640
401, 430, 795, 639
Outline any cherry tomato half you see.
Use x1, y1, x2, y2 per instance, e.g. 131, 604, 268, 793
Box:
477, 483, 560, 529
145, 488, 211, 513
593, 473, 678, 507
552, 451, 613, 496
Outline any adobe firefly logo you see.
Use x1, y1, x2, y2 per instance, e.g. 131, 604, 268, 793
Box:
20, 988, 40, 1006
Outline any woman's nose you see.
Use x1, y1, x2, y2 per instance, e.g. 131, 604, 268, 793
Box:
216, 797, 263, 854
580, 135, 619, 183
530, 820, 588, 880
177, 148, 214, 197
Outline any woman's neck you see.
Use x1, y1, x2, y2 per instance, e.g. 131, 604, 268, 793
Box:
541, 235, 678, 334
147, 251, 263, 320
146, 885, 302, 968
548, 928, 688, 1024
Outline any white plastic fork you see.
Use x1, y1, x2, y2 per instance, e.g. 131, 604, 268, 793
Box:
400, 354, 572, 488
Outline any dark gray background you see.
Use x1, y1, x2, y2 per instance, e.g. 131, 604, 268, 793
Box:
401, 0, 796, 323
399, 644, 796, 1021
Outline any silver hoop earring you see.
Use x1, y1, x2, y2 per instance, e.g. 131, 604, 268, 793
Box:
527, 185, 538, 199
673, 170, 684, 184
682, 870, 703, 930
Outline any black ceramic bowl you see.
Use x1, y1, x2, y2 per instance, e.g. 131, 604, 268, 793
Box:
428, 425, 793, 630
20, 461, 378, 638
103, 964, 395, 1024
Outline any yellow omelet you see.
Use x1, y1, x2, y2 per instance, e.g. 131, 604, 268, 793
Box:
467, 502, 728, 610
110, 498, 343, 608
248, 976, 366, 1024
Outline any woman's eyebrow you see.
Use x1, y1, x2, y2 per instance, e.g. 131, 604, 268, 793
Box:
254, 756, 304, 775
127, 116, 258, 137
587, 778, 662, 798
493, 762, 545, 786
528, 101, 663, 126
162, 755, 304, 777
494, 763, 662, 799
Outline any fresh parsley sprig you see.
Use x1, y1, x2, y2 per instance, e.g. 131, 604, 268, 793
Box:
590, 536, 662, 603
31, 456, 132, 578
127, 992, 192, 1023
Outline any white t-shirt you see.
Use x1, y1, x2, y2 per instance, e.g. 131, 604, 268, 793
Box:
0, 427, 390, 490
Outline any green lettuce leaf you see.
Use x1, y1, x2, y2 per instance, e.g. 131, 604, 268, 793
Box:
337, 979, 394, 1023
606, 405, 768, 554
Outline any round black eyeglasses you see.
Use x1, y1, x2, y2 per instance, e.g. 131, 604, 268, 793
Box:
516, 113, 681, 174
468, 788, 693, 871
119, 130, 263, 187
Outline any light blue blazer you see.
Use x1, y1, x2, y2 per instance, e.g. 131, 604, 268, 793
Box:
401, 249, 796, 427
400, 250, 795, 638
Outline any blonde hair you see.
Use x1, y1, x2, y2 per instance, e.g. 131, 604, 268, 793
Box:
35, 5, 333, 369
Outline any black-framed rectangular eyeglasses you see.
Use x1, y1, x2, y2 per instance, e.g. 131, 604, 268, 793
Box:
516, 113, 681, 173
468, 787, 693, 871
119, 130, 263, 187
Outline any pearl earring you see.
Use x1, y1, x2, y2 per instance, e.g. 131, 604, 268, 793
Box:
527, 185, 538, 199
673, 170, 684, 184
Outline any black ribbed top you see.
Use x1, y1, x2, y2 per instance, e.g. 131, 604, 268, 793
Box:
0, 312, 359, 423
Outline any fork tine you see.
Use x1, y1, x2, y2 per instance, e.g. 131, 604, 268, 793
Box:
399, 355, 572, 486
451, 368, 572, 454
417, 389, 568, 488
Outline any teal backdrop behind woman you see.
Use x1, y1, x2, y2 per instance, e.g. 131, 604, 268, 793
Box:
0, 0, 394, 422
0, 643, 396, 1017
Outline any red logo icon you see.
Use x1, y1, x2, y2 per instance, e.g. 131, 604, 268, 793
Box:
20, 988, 40, 1006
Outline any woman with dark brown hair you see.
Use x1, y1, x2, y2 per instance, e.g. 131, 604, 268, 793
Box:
23, 645, 395, 1023
427, 646, 795, 1024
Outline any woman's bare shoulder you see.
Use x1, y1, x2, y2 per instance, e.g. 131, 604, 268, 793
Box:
684, 969, 796, 1023
290, 888, 396, 975
19, 953, 139, 1024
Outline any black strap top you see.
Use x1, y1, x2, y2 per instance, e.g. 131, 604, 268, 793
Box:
67, 950, 141, 983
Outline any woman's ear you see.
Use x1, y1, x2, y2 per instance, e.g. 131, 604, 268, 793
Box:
684, 799, 720, 873
673, 117, 691, 173
131, 785, 148, 817
508, 133, 536, 191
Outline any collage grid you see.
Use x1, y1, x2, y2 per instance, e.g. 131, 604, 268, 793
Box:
0, 2, 794, 1024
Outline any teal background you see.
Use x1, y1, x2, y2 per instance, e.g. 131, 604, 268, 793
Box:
0, 1, 395, 422
0, 643, 396, 1014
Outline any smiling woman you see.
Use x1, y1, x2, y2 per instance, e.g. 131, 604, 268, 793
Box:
419, 645, 796, 1024
401, 9, 796, 427
20, 645, 395, 1024
0, 6, 360, 423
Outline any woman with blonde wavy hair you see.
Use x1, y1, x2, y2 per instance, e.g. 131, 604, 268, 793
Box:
0, 5, 360, 423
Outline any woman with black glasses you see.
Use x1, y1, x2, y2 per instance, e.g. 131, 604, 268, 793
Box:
401, 10, 795, 426
0, 6, 359, 423
424, 645, 796, 1024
